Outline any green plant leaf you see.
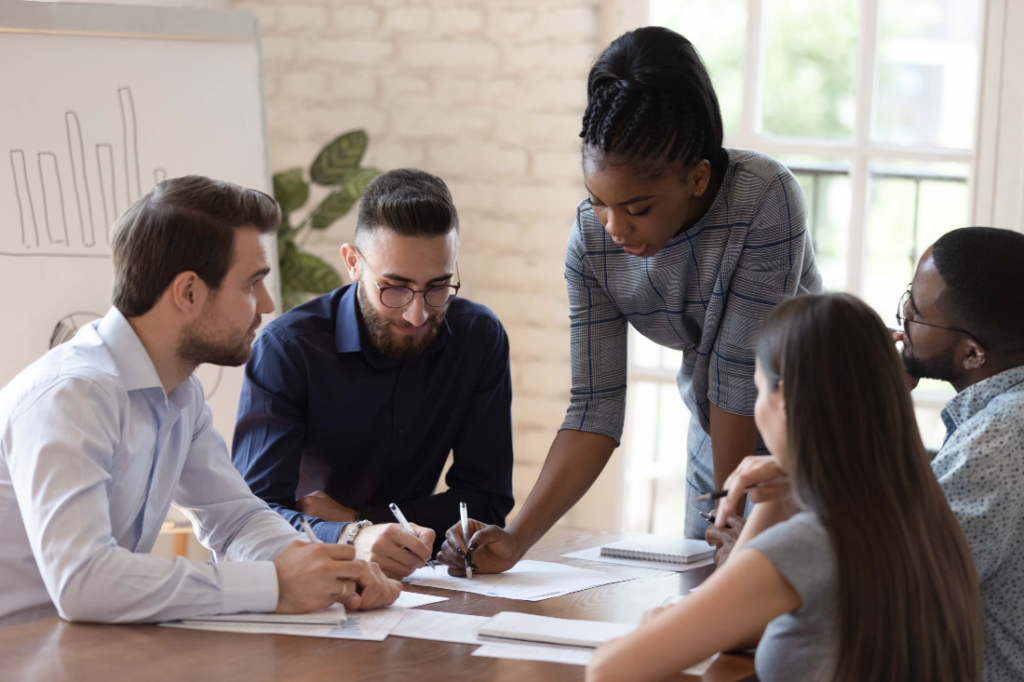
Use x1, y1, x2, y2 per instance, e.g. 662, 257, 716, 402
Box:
311, 189, 358, 230
273, 169, 309, 213
281, 283, 310, 312
310, 168, 380, 229
310, 130, 368, 186
339, 166, 380, 199
280, 247, 343, 295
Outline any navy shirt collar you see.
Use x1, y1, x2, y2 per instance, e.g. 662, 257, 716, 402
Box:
335, 283, 452, 366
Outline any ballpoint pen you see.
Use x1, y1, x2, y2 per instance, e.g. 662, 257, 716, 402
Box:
695, 477, 789, 502
460, 501, 474, 580
389, 502, 437, 569
300, 519, 347, 624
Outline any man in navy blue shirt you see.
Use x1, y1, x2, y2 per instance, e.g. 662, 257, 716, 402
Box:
233, 169, 514, 579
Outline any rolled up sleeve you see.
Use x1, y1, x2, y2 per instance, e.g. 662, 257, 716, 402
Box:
560, 220, 629, 444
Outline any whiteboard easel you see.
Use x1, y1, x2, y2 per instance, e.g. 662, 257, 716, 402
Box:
0, 0, 278, 446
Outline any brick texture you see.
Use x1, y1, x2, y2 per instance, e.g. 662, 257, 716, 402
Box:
236, 0, 606, 526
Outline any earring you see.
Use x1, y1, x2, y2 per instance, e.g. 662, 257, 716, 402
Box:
695, 188, 704, 197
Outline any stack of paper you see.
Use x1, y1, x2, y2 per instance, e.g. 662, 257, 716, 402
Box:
159, 591, 448, 641
183, 603, 348, 626
478, 612, 635, 648
161, 610, 405, 641
599, 536, 715, 564
473, 643, 720, 674
404, 560, 632, 601
391, 609, 489, 645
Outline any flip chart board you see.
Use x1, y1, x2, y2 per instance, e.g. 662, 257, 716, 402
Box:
0, 0, 276, 442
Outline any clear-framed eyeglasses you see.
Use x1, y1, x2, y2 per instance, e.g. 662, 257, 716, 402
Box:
355, 247, 461, 309
895, 284, 974, 337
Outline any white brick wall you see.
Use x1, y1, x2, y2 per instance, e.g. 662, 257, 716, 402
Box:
239, 0, 620, 529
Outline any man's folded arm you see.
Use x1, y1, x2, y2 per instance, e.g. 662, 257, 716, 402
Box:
8, 378, 279, 624
232, 334, 347, 544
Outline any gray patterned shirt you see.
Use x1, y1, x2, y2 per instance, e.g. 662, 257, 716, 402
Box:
561, 148, 823, 443
933, 364, 1024, 682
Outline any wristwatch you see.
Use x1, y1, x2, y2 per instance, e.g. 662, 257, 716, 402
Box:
343, 520, 373, 545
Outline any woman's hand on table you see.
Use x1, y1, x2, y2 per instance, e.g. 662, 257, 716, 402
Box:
437, 519, 521, 576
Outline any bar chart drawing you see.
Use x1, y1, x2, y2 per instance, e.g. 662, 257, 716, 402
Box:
4, 87, 163, 256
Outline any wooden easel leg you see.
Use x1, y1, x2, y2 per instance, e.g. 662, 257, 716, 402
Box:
174, 534, 188, 558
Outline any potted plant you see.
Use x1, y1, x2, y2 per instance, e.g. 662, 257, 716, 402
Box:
272, 130, 380, 311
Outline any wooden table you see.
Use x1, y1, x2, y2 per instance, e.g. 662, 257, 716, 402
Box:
0, 526, 755, 682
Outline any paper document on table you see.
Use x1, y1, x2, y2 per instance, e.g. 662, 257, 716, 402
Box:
473, 642, 720, 674
563, 545, 714, 573
385, 591, 449, 610
392, 609, 489, 645
478, 611, 635, 648
160, 608, 405, 641
600, 535, 715, 564
404, 560, 632, 601
472, 642, 594, 665
183, 603, 347, 626
684, 653, 720, 675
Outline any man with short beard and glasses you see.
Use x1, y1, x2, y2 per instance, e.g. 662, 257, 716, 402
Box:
0, 176, 400, 630
233, 169, 514, 579
894, 226, 1024, 682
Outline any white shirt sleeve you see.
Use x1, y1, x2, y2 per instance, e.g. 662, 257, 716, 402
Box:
174, 381, 302, 563
6, 377, 286, 624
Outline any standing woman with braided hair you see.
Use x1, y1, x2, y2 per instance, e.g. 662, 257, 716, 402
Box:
438, 26, 822, 573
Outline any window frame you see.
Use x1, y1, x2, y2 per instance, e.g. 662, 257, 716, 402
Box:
615, 0, 988, 532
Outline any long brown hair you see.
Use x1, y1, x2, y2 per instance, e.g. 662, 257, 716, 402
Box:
757, 293, 982, 682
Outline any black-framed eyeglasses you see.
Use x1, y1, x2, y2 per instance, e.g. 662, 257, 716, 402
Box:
355, 247, 461, 309
895, 284, 975, 338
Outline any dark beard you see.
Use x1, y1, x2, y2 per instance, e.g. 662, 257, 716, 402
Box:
901, 345, 958, 383
178, 317, 256, 369
357, 282, 444, 362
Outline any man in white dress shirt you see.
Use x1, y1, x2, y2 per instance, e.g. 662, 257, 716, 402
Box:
0, 176, 400, 629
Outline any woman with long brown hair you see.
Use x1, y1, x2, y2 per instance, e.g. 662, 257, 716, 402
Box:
586, 293, 982, 682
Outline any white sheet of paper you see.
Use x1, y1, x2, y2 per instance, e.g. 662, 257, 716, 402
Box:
169, 591, 446, 628
478, 611, 635, 648
472, 642, 720, 674
404, 560, 632, 601
183, 603, 347, 626
160, 608, 405, 641
562, 545, 715, 573
385, 591, 449, 610
684, 653, 720, 675
392, 609, 489, 645
472, 642, 595, 665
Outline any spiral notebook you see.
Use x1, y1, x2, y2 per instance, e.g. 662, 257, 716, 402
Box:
599, 535, 715, 565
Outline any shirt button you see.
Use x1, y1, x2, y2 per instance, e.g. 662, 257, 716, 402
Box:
397, 427, 406, 434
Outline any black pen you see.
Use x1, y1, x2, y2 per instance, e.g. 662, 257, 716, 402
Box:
695, 477, 789, 502
699, 511, 716, 524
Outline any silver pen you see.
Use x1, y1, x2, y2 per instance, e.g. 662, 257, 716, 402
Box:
460, 501, 474, 580
389, 502, 437, 569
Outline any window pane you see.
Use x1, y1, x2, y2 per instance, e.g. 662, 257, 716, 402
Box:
629, 327, 683, 372
622, 379, 690, 535
862, 161, 969, 322
762, 0, 859, 139
651, 384, 689, 537
622, 382, 659, 533
874, 0, 982, 148
782, 157, 851, 292
649, 0, 747, 135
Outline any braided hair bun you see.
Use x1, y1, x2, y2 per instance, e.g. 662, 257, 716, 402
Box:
581, 27, 727, 177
